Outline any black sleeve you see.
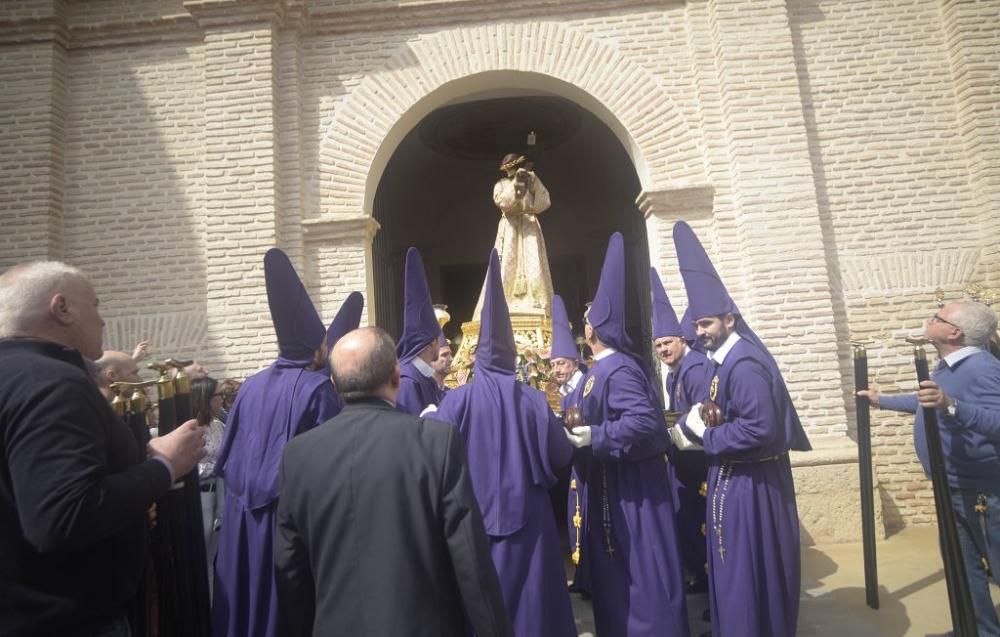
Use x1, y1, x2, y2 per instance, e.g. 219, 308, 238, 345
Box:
438, 424, 513, 637
274, 452, 316, 637
6, 378, 172, 552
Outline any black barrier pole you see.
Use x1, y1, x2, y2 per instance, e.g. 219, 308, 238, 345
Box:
908, 338, 977, 636
851, 342, 879, 609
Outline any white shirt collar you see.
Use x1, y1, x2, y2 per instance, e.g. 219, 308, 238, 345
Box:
559, 369, 584, 397
706, 331, 741, 366
594, 347, 617, 361
943, 345, 982, 368
411, 357, 435, 378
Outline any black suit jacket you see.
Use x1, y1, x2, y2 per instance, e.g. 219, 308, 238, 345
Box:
275, 399, 512, 637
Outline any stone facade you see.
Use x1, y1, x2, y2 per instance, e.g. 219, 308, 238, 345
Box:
1, 0, 997, 536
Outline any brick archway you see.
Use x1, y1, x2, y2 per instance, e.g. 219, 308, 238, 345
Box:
313, 22, 707, 218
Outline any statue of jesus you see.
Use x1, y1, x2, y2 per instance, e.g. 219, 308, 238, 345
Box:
473, 153, 555, 318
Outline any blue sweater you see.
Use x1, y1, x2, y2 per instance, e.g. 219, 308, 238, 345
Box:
880, 348, 1000, 491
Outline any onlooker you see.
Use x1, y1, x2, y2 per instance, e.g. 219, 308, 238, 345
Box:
191, 377, 226, 551
431, 332, 454, 392
0, 261, 206, 637
275, 326, 512, 637
94, 350, 142, 400
860, 300, 1000, 636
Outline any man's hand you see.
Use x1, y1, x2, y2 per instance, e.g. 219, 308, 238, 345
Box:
148, 419, 207, 478
131, 340, 151, 361
565, 426, 592, 448
856, 389, 881, 408
917, 380, 951, 411
147, 503, 158, 529
700, 400, 723, 428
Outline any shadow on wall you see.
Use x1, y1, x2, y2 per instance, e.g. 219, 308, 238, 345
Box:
61, 42, 216, 372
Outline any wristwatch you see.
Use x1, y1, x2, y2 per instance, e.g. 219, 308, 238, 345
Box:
947, 399, 958, 417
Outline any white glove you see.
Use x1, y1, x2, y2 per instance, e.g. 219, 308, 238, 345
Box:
685, 403, 707, 439
419, 404, 438, 417
669, 425, 704, 450
565, 426, 592, 448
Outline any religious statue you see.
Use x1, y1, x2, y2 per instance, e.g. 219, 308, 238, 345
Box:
472, 153, 555, 317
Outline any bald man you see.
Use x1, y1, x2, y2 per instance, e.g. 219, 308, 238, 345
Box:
94, 350, 142, 399
0, 261, 206, 636
276, 327, 511, 637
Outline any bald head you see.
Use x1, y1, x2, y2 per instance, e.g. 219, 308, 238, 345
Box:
95, 350, 141, 385
330, 327, 399, 403
0, 261, 105, 359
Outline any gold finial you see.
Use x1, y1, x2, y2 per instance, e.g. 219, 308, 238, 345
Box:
433, 304, 451, 330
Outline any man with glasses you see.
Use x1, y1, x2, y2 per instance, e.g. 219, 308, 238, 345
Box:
860, 300, 1000, 636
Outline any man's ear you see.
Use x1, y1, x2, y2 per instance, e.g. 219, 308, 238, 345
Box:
391, 363, 401, 388
49, 293, 73, 326
724, 313, 737, 330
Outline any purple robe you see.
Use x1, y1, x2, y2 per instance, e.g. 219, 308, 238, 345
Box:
572, 351, 689, 636
435, 376, 575, 637
696, 338, 802, 637
212, 360, 341, 637
396, 360, 441, 416
665, 348, 712, 587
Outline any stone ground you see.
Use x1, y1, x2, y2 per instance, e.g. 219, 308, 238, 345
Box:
568, 526, 1000, 636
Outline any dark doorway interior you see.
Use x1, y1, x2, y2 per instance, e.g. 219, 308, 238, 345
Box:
372, 94, 652, 361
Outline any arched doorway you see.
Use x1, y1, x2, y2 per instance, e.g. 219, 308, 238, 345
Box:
371, 93, 653, 360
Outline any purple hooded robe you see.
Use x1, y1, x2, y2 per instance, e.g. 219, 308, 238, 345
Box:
570, 234, 690, 637
674, 221, 810, 637
211, 249, 341, 637
396, 247, 444, 415
434, 250, 576, 637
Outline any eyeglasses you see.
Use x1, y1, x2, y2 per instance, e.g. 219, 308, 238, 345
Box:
929, 314, 961, 330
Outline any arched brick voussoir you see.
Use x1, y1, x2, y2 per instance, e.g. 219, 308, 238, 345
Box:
314, 22, 708, 217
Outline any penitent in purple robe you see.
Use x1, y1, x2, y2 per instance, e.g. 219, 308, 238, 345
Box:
674, 220, 809, 637
212, 363, 340, 637
572, 351, 690, 636
666, 347, 712, 586
698, 338, 802, 637
397, 361, 442, 416
211, 248, 342, 637
434, 250, 576, 637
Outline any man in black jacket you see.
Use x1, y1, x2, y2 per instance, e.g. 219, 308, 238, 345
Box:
0, 261, 206, 637
275, 326, 512, 637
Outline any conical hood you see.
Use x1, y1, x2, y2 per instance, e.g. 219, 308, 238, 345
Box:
549, 295, 578, 361
680, 307, 701, 350
327, 292, 364, 348
672, 221, 739, 321
397, 247, 441, 364
588, 232, 631, 353
264, 248, 324, 363
476, 249, 517, 373
649, 267, 683, 339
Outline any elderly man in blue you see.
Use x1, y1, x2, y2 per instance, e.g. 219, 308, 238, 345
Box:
564, 233, 690, 637
861, 300, 1000, 636
673, 221, 811, 637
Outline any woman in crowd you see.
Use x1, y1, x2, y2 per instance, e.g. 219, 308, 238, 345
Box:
191, 377, 227, 554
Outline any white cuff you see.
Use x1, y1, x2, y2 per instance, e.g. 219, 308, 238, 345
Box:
669, 425, 703, 450
685, 403, 707, 438
419, 404, 439, 417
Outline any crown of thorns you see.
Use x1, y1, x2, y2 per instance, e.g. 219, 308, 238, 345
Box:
500, 155, 527, 173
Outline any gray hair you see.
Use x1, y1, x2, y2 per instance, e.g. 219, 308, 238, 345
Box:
0, 261, 85, 339
949, 300, 998, 348
331, 327, 398, 402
